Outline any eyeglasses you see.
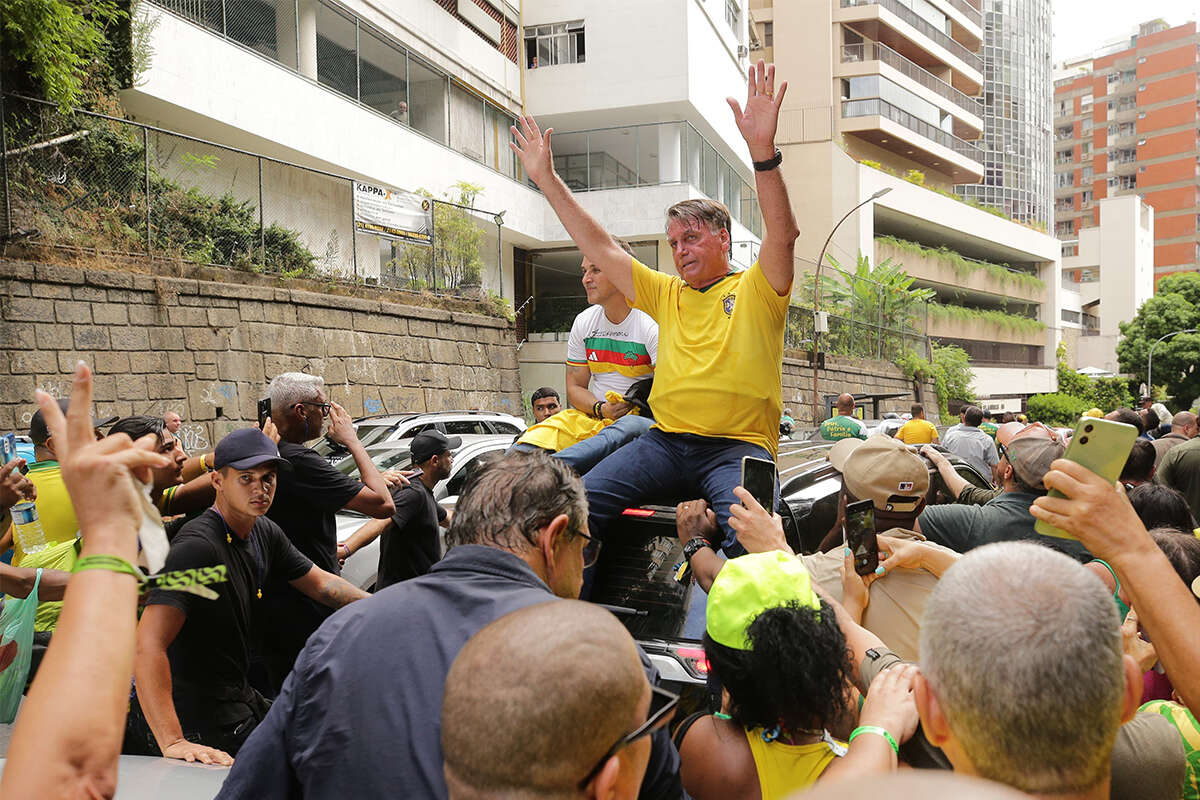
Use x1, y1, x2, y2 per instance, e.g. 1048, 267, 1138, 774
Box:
298, 401, 332, 417
578, 685, 679, 789
996, 442, 1008, 460
577, 529, 602, 569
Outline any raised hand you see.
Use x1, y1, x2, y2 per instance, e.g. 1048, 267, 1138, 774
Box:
726, 59, 787, 161
0, 459, 35, 510
325, 402, 357, 446
509, 114, 556, 187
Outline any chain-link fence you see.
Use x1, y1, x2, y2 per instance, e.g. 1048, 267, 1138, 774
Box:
1, 94, 503, 295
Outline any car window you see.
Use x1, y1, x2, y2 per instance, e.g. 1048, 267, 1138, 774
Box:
339, 449, 412, 479
489, 422, 522, 435
396, 423, 436, 440
445, 449, 505, 497
355, 424, 395, 448
444, 421, 490, 436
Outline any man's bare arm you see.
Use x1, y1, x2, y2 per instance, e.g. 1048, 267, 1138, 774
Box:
565, 365, 599, 413
726, 61, 799, 295
291, 565, 369, 609
510, 116, 635, 302
920, 446, 969, 500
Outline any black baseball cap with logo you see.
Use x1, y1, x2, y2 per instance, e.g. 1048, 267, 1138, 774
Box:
410, 430, 462, 464
213, 428, 292, 471
29, 399, 119, 445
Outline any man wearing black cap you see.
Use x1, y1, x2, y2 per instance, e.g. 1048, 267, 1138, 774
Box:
339, 430, 458, 589
129, 428, 369, 765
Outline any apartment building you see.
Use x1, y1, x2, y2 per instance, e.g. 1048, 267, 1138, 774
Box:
1060, 196, 1155, 376
754, 0, 1062, 411
1053, 20, 1200, 282
120, 0, 763, 400
954, 0, 1052, 229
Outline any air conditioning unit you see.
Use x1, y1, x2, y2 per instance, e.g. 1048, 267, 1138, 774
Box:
737, 45, 749, 58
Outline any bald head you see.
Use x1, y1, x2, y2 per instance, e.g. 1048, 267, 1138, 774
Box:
836, 393, 855, 415
796, 772, 1028, 800
920, 542, 1125, 794
442, 600, 649, 799
1172, 411, 1198, 437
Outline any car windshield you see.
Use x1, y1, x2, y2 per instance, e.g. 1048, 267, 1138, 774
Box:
338, 448, 413, 479
356, 424, 397, 447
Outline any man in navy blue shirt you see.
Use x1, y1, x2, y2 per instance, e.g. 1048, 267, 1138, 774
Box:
218, 452, 685, 800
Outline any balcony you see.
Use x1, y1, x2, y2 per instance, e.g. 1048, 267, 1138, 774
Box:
838, 0, 982, 87
942, 0, 982, 28
546, 121, 762, 237
875, 237, 1044, 304
928, 310, 1045, 347
841, 97, 983, 180
840, 42, 982, 118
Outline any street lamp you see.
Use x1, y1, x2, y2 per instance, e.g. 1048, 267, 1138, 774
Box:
1147, 328, 1198, 395
811, 187, 892, 424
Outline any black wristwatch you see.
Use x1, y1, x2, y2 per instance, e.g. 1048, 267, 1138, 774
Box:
682, 537, 716, 561
753, 148, 783, 171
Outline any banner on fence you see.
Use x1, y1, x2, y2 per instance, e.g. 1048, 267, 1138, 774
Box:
352, 182, 433, 244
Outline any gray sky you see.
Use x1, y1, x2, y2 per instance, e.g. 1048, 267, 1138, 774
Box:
1052, 0, 1199, 63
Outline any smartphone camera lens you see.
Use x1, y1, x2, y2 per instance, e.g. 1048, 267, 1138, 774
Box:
1084, 424, 1094, 433
1079, 436, 1089, 445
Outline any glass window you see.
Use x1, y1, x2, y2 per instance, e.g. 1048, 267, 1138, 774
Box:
444, 421, 489, 435
449, 83, 486, 162
358, 25, 408, 121
524, 20, 584, 68
764, 22, 773, 46
409, 57, 447, 144
316, 2, 358, 99
725, 0, 740, 30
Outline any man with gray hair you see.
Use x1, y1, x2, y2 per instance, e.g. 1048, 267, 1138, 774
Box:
256, 372, 396, 691
916, 541, 1180, 800
218, 451, 684, 800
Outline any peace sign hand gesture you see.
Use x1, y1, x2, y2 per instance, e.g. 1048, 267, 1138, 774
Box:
726, 60, 787, 161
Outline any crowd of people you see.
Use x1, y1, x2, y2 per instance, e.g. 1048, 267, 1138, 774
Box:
2, 59, 1200, 800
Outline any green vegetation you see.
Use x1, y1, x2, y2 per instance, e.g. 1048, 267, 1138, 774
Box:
858, 160, 1048, 232
387, 181, 486, 291
877, 234, 1045, 293
1117, 273, 1200, 412
1026, 343, 1136, 426
896, 343, 975, 420
927, 302, 1046, 335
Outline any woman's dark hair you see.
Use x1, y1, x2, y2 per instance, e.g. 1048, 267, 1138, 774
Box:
107, 415, 166, 444
1119, 439, 1156, 483
704, 600, 853, 734
1149, 528, 1200, 606
1128, 484, 1197, 533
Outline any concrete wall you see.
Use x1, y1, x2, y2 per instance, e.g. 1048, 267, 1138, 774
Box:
0, 259, 520, 448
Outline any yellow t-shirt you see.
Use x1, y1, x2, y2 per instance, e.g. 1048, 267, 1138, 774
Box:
631, 258, 788, 457
11, 461, 79, 565
745, 728, 843, 799
517, 409, 609, 452
895, 418, 939, 445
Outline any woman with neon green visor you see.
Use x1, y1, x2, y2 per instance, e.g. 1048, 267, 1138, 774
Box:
674, 551, 919, 799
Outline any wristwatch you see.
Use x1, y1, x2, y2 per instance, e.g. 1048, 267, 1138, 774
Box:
682, 537, 716, 561
753, 148, 783, 171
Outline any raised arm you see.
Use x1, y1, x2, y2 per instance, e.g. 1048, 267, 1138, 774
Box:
327, 402, 395, 519
510, 116, 635, 302
920, 445, 969, 500
726, 61, 800, 295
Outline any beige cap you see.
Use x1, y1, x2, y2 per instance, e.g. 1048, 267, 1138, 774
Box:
1006, 437, 1065, 490
842, 435, 930, 513
828, 438, 864, 472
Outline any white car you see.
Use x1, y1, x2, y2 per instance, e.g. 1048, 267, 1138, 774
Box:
313, 411, 525, 463
333, 435, 515, 591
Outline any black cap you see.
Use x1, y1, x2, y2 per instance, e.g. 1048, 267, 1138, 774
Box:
29, 399, 118, 445
410, 430, 461, 464
213, 428, 292, 471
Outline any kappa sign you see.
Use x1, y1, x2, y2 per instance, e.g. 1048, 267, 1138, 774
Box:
353, 181, 434, 244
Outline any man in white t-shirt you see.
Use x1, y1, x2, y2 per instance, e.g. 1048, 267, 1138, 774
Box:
513, 241, 658, 475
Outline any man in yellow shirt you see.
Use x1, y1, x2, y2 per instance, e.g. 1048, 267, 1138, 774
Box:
511, 60, 799, 558
896, 404, 939, 446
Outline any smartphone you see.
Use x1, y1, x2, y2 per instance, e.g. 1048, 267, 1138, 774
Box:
257, 398, 272, 429
741, 456, 776, 515
1034, 416, 1138, 539
844, 498, 878, 576
0, 434, 16, 464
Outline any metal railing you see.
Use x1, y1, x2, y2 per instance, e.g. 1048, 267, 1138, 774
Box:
841, 43, 982, 116
1, 94, 504, 295
841, 98, 983, 162
544, 120, 762, 238
839, 0, 982, 73
942, 0, 982, 27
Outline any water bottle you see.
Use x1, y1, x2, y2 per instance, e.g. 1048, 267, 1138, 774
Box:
12, 501, 48, 555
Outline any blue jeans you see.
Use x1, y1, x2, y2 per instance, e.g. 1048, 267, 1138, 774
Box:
583, 428, 778, 551
553, 414, 654, 475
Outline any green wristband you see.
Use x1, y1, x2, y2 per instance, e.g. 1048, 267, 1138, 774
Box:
73, 554, 144, 582
849, 725, 899, 754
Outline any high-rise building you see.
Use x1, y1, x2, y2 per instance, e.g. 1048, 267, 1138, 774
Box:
1053, 20, 1200, 282
954, 0, 1053, 229
752, 0, 1062, 411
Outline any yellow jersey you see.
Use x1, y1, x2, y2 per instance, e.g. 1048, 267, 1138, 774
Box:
745, 728, 843, 798
895, 418, 939, 445
7, 461, 81, 632
631, 258, 788, 457
517, 409, 609, 452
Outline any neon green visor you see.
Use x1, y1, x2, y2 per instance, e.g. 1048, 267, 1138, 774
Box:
706, 551, 821, 651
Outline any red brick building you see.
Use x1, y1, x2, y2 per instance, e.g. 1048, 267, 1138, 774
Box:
1053, 20, 1200, 283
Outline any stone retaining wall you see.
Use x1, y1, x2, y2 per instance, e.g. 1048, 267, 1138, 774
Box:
783, 352, 941, 426
0, 259, 521, 449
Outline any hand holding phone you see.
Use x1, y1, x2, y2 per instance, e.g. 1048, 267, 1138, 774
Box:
741, 456, 776, 516
257, 398, 272, 429
1034, 416, 1137, 540
844, 498, 878, 576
